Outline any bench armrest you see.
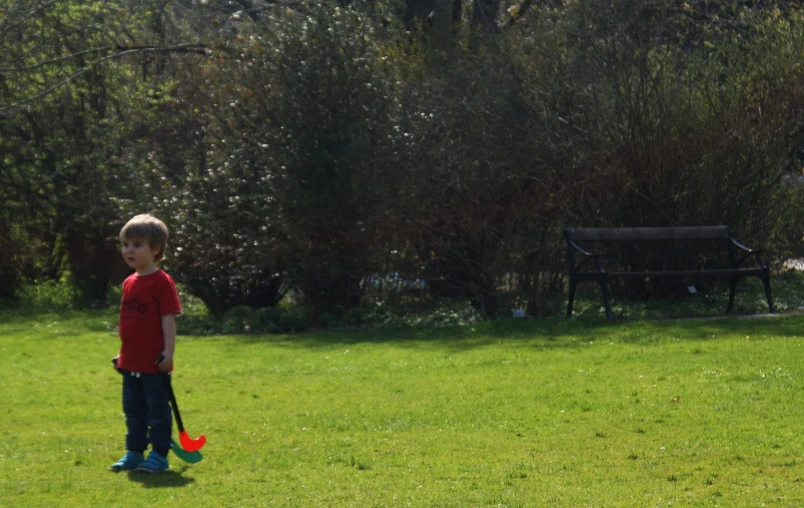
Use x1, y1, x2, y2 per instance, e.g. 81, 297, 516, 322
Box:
729, 236, 758, 254
567, 238, 594, 257
729, 237, 769, 269
566, 239, 608, 274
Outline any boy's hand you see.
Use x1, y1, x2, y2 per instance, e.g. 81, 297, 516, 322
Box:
156, 351, 173, 372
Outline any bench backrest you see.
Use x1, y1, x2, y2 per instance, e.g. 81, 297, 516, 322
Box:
564, 226, 731, 242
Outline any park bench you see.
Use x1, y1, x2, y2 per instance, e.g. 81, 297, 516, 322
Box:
563, 226, 775, 320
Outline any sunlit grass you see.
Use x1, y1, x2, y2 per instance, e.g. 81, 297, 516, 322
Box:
2, 310, 804, 506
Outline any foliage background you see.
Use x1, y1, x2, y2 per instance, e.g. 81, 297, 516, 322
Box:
2, 0, 804, 323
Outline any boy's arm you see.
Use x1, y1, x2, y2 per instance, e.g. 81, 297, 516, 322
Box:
157, 313, 178, 372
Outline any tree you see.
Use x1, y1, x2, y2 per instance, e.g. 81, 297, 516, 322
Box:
200, 1, 404, 317
0, 0, 207, 304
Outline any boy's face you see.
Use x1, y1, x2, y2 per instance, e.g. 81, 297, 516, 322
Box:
120, 236, 160, 274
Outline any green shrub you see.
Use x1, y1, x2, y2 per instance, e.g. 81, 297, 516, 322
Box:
344, 307, 366, 327
16, 277, 82, 309
317, 312, 341, 329
216, 305, 283, 334
256, 307, 282, 327
278, 307, 311, 333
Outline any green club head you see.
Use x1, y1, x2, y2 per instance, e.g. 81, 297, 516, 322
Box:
171, 438, 203, 463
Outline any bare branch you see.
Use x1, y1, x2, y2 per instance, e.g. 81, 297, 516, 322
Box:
232, 0, 265, 22
0, 44, 209, 113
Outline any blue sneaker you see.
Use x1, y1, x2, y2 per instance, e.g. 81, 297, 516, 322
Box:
109, 451, 144, 472
134, 452, 169, 473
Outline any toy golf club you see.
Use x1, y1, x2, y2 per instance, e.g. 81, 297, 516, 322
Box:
171, 438, 203, 463
157, 354, 207, 452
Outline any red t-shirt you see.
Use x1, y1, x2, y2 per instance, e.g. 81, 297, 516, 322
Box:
118, 269, 182, 374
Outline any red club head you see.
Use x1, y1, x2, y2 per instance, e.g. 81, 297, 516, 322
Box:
179, 430, 206, 452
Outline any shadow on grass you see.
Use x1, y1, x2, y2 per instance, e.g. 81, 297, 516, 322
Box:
226, 313, 804, 352
0, 307, 118, 340
127, 470, 195, 488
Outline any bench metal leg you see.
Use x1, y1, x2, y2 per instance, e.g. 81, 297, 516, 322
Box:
599, 279, 613, 321
727, 275, 738, 313
566, 280, 579, 317
761, 269, 775, 313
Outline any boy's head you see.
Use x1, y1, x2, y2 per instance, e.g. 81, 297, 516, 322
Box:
119, 214, 169, 262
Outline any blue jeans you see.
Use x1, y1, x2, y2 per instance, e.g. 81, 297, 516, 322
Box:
121, 372, 172, 453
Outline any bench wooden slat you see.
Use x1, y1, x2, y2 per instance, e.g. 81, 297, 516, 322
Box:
606, 268, 762, 278
566, 226, 731, 242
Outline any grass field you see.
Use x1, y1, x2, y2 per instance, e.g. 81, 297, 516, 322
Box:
2, 310, 804, 507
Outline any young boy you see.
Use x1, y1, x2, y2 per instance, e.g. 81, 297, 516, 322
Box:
110, 214, 182, 473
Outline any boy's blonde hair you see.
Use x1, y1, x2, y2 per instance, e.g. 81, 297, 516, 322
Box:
120, 214, 169, 262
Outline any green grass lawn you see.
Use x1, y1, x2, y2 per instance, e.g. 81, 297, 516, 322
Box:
2, 310, 804, 507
